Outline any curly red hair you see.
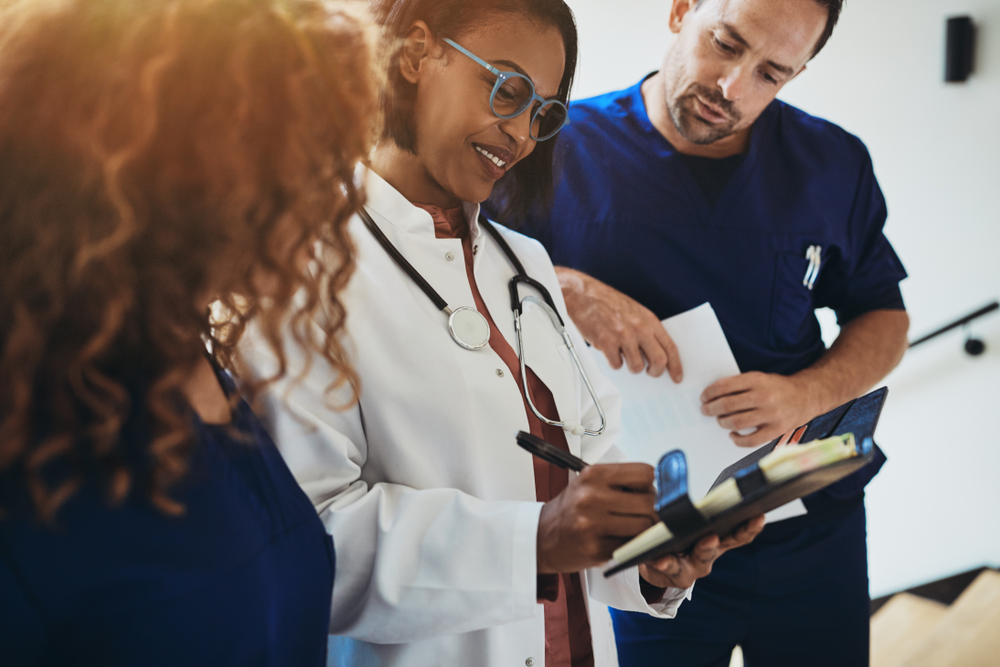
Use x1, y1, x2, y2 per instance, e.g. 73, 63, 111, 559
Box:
0, 0, 375, 521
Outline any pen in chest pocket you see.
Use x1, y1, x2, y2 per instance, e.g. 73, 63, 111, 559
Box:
803, 245, 822, 291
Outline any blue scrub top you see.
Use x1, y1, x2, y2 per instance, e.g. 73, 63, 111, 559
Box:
500, 76, 907, 504
0, 371, 334, 666
515, 76, 907, 378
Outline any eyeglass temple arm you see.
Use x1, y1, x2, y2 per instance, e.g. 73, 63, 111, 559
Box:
443, 38, 501, 76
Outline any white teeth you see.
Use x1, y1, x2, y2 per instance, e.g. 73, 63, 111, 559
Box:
475, 146, 506, 168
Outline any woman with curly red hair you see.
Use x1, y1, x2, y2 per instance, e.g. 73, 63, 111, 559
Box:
0, 0, 374, 663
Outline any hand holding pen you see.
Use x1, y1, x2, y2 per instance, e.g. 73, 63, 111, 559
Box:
520, 430, 657, 575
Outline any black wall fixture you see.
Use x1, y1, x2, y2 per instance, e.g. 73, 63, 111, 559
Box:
909, 301, 998, 356
945, 16, 975, 82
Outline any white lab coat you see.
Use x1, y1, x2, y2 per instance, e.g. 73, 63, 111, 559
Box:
246, 171, 689, 667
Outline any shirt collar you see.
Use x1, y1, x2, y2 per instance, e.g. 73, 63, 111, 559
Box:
363, 167, 483, 241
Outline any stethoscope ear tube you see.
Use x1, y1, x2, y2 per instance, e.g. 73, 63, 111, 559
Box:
360, 206, 607, 437
508, 275, 565, 326
358, 208, 449, 312
563, 337, 607, 436
514, 304, 607, 437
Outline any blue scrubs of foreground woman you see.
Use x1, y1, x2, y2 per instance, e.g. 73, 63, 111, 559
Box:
244, 1, 765, 665
0, 1, 373, 664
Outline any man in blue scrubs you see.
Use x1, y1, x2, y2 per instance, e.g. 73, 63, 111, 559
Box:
495, 0, 910, 664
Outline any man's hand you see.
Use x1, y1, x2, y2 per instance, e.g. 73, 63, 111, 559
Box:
556, 267, 682, 381
537, 463, 660, 574
701, 371, 817, 448
701, 310, 911, 448
638, 515, 766, 589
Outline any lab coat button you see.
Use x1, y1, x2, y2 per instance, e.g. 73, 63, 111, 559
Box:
445, 251, 456, 262
473, 245, 479, 255
525, 659, 535, 666
495, 369, 505, 378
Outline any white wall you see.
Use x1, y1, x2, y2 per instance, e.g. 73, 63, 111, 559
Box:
567, 0, 1000, 597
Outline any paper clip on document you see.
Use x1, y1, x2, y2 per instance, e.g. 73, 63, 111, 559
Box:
803, 245, 822, 291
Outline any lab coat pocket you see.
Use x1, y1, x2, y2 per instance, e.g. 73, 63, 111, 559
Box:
769, 251, 820, 350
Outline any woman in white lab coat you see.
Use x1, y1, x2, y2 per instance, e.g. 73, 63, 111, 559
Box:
246, 0, 763, 665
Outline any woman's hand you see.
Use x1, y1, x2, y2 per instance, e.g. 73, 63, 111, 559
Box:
536, 463, 659, 574
536, 461, 766, 587
638, 515, 766, 590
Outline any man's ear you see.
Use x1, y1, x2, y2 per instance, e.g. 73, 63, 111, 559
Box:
399, 20, 435, 85
669, 0, 696, 34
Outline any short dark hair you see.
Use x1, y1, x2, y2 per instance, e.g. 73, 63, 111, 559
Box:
692, 0, 843, 58
371, 0, 578, 223
809, 0, 843, 58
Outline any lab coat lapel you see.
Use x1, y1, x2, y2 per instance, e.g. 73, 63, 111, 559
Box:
362, 172, 479, 317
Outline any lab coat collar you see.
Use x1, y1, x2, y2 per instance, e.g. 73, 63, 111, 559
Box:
363, 168, 484, 243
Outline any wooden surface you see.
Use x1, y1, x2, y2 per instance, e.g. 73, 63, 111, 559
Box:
870, 593, 947, 667
727, 571, 998, 667
901, 570, 1000, 667
871, 566, 993, 615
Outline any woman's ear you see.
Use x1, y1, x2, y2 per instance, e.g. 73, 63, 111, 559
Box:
399, 20, 436, 85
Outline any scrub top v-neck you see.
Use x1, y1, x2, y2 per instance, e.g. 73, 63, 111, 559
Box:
682, 153, 747, 209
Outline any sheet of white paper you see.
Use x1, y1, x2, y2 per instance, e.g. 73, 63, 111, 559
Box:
597, 302, 806, 522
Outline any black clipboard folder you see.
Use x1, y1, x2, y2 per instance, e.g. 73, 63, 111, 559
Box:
603, 387, 888, 577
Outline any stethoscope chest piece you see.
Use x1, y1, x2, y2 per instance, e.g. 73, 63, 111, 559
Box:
448, 306, 491, 350
360, 206, 606, 436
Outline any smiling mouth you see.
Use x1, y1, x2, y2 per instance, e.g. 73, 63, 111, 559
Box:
474, 145, 508, 168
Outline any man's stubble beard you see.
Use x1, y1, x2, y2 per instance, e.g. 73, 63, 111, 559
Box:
662, 58, 743, 145
667, 93, 739, 145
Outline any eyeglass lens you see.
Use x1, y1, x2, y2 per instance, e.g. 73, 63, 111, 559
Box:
493, 75, 567, 140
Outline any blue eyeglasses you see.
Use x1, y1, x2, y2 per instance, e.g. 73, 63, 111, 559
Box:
443, 38, 569, 142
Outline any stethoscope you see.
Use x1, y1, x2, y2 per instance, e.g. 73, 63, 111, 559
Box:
359, 207, 606, 437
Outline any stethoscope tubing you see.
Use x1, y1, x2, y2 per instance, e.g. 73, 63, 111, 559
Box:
358, 207, 450, 312
514, 307, 607, 437
359, 205, 606, 436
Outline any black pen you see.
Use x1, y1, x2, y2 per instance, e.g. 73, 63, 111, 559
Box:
516, 431, 589, 472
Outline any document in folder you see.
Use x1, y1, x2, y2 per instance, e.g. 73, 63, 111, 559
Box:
594, 303, 806, 521
603, 387, 888, 576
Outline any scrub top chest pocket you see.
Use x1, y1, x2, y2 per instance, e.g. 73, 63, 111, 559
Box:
769, 244, 825, 350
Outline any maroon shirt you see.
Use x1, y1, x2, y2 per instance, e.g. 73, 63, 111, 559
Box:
415, 203, 595, 667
